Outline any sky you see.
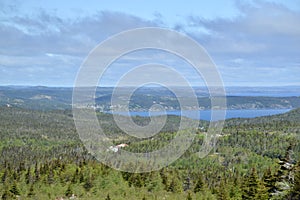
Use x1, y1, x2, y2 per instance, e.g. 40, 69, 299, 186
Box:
0, 0, 299, 87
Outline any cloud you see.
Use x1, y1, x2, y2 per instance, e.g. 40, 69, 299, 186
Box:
0, 9, 160, 85
0, 10, 158, 57
178, 1, 300, 86
0, 1, 299, 86
186, 1, 300, 58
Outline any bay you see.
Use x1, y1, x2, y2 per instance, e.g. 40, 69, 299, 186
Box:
109, 109, 291, 121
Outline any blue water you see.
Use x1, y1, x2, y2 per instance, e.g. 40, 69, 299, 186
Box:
110, 109, 291, 121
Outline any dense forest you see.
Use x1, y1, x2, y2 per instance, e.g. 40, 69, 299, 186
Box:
0, 106, 300, 199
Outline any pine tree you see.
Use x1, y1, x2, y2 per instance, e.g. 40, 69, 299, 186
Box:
289, 161, 300, 199
186, 191, 193, 200
1, 190, 14, 200
27, 184, 35, 197
34, 163, 40, 182
274, 144, 295, 197
83, 177, 93, 191
1, 169, 8, 183
9, 181, 20, 196
25, 167, 31, 184
168, 176, 183, 193
217, 179, 230, 200
146, 171, 163, 192
255, 182, 268, 200
262, 167, 276, 197
183, 176, 191, 191
193, 175, 204, 193
242, 168, 259, 199
105, 193, 111, 200
65, 184, 72, 197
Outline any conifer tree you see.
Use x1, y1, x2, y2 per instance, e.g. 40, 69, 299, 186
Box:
193, 175, 204, 193
289, 161, 300, 199
9, 181, 20, 196
274, 144, 295, 197
186, 191, 193, 200
262, 167, 276, 197
27, 184, 35, 197
217, 179, 230, 200
105, 193, 111, 200
65, 184, 72, 197
242, 168, 259, 199
168, 176, 183, 193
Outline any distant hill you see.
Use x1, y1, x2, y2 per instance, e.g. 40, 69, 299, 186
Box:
1, 86, 300, 111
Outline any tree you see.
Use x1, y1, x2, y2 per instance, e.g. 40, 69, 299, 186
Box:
241, 168, 267, 200
105, 193, 111, 200
262, 167, 276, 197
83, 177, 93, 191
27, 184, 35, 197
183, 176, 191, 191
193, 175, 204, 193
146, 171, 163, 192
65, 184, 73, 197
186, 191, 193, 200
289, 161, 300, 199
217, 179, 230, 200
274, 144, 295, 197
25, 167, 32, 184
1, 190, 14, 200
168, 176, 183, 193
9, 181, 20, 196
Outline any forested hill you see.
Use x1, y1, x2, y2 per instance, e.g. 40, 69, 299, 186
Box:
225, 107, 300, 129
1, 86, 300, 110
0, 106, 299, 199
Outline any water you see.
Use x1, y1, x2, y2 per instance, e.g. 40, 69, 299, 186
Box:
110, 109, 291, 121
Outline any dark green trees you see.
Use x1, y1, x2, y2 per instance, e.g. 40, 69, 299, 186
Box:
168, 176, 183, 193
289, 161, 300, 199
193, 175, 204, 193
242, 168, 268, 200
262, 167, 277, 198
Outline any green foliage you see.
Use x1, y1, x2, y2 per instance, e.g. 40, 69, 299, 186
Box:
289, 161, 300, 199
193, 175, 204, 193
186, 192, 193, 200
0, 106, 299, 199
105, 194, 111, 200
241, 168, 268, 200
168, 176, 183, 193
217, 179, 230, 200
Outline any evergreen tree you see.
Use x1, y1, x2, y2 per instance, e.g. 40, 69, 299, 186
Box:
217, 179, 230, 200
168, 176, 183, 193
160, 168, 170, 190
1, 169, 8, 184
25, 167, 31, 184
27, 184, 35, 197
289, 161, 300, 199
1, 190, 14, 200
83, 177, 93, 191
146, 171, 164, 192
274, 144, 295, 197
241, 168, 259, 199
193, 175, 204, 193
9, 181, 20, 196
105, 193, 111, 200
186, 191, 193, 200
65, 184, 72, 197
262, 167, 276, 197
183, 176, 191, 191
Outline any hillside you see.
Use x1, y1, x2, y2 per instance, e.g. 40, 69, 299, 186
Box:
1, 86, 300, 111
0, 106, 299, 199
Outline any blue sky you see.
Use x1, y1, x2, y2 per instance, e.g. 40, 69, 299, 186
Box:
0, 0, 299, 86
